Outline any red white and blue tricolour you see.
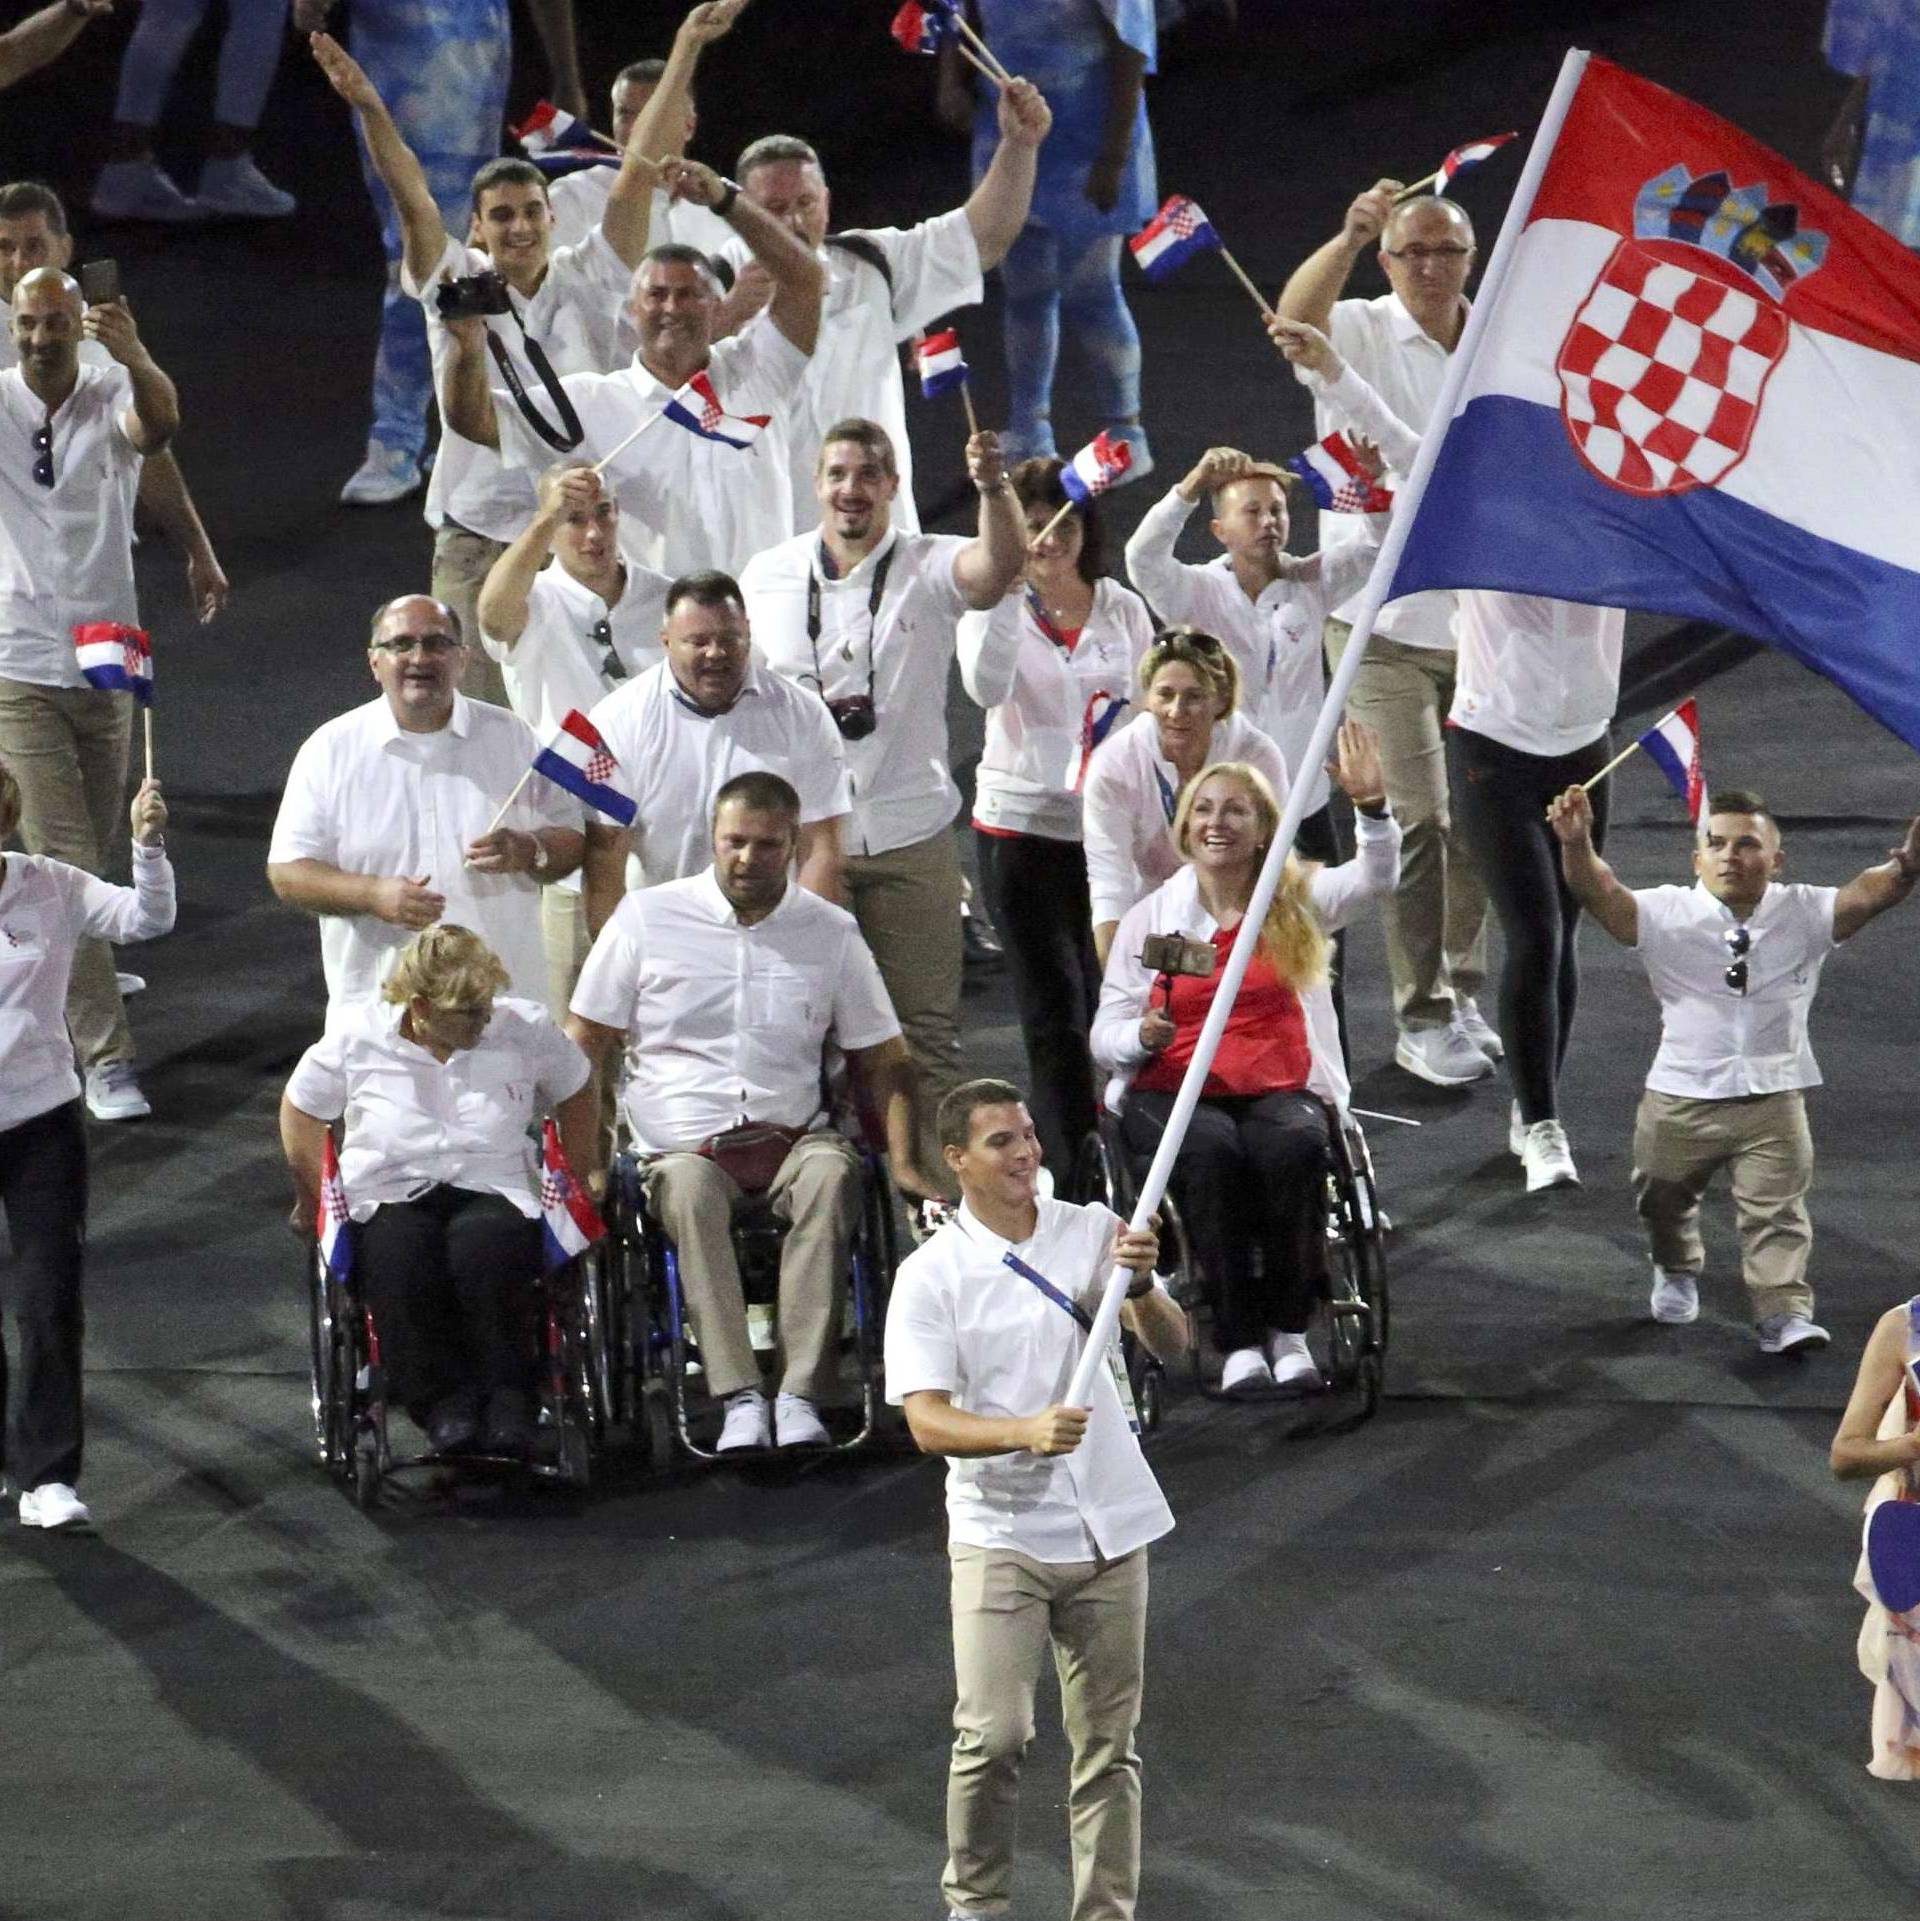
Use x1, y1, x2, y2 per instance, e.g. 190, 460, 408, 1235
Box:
662, 370, 772, 450
318, 1133, 352, 1284
1059, 431, 1133, 503
512, 100, 615, 159
1128, 195, 1221, 282
916, 328, 969, 399
890, 0, 955, 55
533, 709, 637, 826
1285, 434, 1394, 515
1387, 56, 1920, 751
73, 623, 152, 706
1636, 698, 1705, 822
539, 1120, 605, 1270
1436, 131, 1517, 190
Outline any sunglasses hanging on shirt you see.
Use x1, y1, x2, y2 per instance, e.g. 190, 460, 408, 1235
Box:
805, 542, 896, 741
590, 615, 628, 682
1723, 922, 1751, 995
30, 419, 52, 489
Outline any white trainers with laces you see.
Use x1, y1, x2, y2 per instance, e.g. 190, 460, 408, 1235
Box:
91, 158, 205, 223
1395, 1022, 1495, 1086
773, 1392, 829, 1449
1456, 998, 1504, 1060
716, 1388, 771, 1452
1220, 1346, 1272, 1395
17, 1482, 91, 1529
1265, 1331, 1321, 1391
1649, 1268, 1699, 1324
1756, 1312, 1830, 1356
196, 154, 296, 219
1519, 1120, 1579, 1192
85, 1059, 150, 1121
339, 441, 425, 507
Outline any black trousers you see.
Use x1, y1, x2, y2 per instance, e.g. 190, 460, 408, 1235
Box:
356, 1186, 541, 1414
975, 830, 1101, 1198
1121, 1089, 1330, 1348
0, 1099, 88, 1491
1448, 726, 1611, 1124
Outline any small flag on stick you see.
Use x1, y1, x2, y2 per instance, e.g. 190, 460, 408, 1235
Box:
74, 622, 152, 705
661, 369, 772, 450
1394, 130, 1519, 201
890, 0, 955, 54
539, 1120, 605, 1270
531, 709, 638, 828
319, 1133, 353, 1283
1284, 434, 1395, 514
512, 100, 616, 159
1060, 430, 1133, 504
1129, 194, 1222, 282
1637, 698, 1705, 823
916, 328, 968, 398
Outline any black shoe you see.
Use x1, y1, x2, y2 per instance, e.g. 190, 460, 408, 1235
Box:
961, 913, 1004, 972
481, 1388, 534, 1459
424, 1389, 480, 1455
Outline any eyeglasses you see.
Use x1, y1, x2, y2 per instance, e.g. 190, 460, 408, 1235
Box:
372, 633, 461, 656
30, 421, 51, 489
1383, 245, 1473, 263
1724, 923, 1751, 995
591, 616, 628, 682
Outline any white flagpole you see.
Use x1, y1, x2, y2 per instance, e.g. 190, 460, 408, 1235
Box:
1067, 45, 1594, 1407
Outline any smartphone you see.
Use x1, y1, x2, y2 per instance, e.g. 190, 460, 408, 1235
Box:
77, 258, 121, 306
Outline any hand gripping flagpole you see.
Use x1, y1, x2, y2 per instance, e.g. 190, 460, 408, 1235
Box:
1067, 45, 1594, 1406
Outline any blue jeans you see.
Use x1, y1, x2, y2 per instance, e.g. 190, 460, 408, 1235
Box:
998, 224, 1141, 453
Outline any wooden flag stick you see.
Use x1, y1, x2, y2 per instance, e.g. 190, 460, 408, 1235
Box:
1576, 736, 1642, 795
478, 763, 538, 844
954, 38, 1005, 87
1029, 498, 1076, 550
960, 384, 979, 437
952, 11, 1012, 82
592, 402, 669, 477
1393, 169, 1442, 203
1218, 245, 1274, 319
142, 705, 153, 784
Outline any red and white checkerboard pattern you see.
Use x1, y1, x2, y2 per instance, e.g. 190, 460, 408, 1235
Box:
1168, 201, 1202, 240
584, 748, 617, 787
1556, 244, 1788, 496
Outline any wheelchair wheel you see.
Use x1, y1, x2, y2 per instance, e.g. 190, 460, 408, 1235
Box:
638, 1381, 675, 1466
351, 1422, 382, 1509
1323, 1128, 1389, 1401
307, 1256, 344, 1471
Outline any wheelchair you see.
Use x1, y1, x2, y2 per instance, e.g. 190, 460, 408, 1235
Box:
590, 1137, 901, 1463
1077, 1096, 1390, 1425
307, 1238, 613, 1508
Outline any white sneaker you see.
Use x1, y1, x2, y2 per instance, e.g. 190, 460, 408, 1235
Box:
1649, 1268, 1699, 1324
773, 1392, 830, 1448
1519, 1119, 1579, 1192
91, 158, 205, 223
17, 1482, 91, 1529
339, 441, 424, 507
1395, 1022, 1495, 1086
1220, 1346, 1272, 1394
195, 154, 296, 219
1265, 1331, 1321, 1391
716, 1388, 771, 1452
84, 1059, 150, 1121
1756, 1312, 1830, 1356
114, 971, 146, 996
1456, 997, 1504, 1060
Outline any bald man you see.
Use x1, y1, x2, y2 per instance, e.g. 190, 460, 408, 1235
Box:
0, 265, 179, 1118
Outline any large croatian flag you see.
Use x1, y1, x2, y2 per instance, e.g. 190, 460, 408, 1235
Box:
533, 709, 637, 826
539, 1120, 605, 1271
661, 370, 772, 451
74, 623, 152, 705
1637, 698, 1705, 822
1387, 55, 1920, 750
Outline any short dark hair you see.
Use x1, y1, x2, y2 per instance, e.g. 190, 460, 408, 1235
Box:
614, 57, 667, 90
715, 770, 801, 822
1009, 456, 1107, 584
818, 417, 898, 481
664, 569, 745, 619
937, 1078, 1028, 1154
737, 133, 821, 182
639, 241, 726, 295
1707, 788, 1774, 825
0, 181, 66, 234
471, 156, 549, 213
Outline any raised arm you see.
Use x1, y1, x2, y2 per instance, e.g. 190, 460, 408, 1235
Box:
1270, 317, 1424, 476
1548, 784, 1639, 945
1834, 818, 1920, 941
1122, 467, 1209, 615
87, 300, 178, 453
0, 0, 109, 92
479, 464, 594, 650
663, 156, 825, 356
1276, 178, 1399, 332
951, 432, 1025, 607
521, 0, 588, 119
962, 78, 1051, 270
629, 0, 744, 166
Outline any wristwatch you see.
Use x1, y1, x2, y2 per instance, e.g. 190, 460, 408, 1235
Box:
1125, 1272, 1157, 1300
713, 178, 741, 219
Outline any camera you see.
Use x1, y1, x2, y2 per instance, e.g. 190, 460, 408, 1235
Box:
1140, 933, 1216, 979
435, 271, 513, 321
826, 694, 877, 741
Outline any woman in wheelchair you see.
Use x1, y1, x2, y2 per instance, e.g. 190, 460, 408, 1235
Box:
281, 925, 595, 1459
1090, 730, 1398, 1394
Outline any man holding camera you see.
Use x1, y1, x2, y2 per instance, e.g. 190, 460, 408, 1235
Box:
740, 418, 1025, 1181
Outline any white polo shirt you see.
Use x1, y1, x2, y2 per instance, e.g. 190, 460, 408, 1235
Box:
286, 996, 589, 1220
0, 363, 143, 688
482, 559, 669, 739
718, 211, 983, 533
404, 231, 635, 544
884, 1196, 1175, 1563
740, 527, 973, 856
496, 319, 810, 578
587, 658, 851, 887
569, 866, 900, 1150
1080, 708, 1292, 929
267, 693, 584, 1012
1633, 880, 1838, 1100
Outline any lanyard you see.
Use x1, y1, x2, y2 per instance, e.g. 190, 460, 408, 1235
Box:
805, 540, 896, 698
1001, 1249, 1142, 1435
1152, 761, 1178, 824
1025, 584, 1080, 653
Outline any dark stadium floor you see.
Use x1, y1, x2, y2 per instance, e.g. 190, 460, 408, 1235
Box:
7, 1, 1920, 1915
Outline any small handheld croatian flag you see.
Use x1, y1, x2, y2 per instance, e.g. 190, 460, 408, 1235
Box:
533, 709, 637, 826
539, 1120, 605, 1271
916, 328, 969, 399
1434, 130, 1518, 191
73, 623, 153, 706
661, 370, 772, 450
1636, 699, 1705, 823
1284, 434, 1394, 515
1128, 195, 1221, 283
890, 0, 955, 55
512, 99, 619, 176
1059, 431, 1133, 503
318, 1133, 352, 1283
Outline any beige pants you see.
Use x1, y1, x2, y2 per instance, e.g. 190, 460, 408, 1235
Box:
432, 523, 510, 707
846, 828, 962, 1179
642, 1130, 862, 1400
541, 883, 590, 1026
945, 1543, 1149, 1921
0, 678, 133, 1067
1323, 621, 1486, 1031
1631, 1087, 1815, 1321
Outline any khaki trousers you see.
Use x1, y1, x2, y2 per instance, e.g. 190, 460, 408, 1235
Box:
642, 1130, 861, 1400
945, 1543, 1149, 1921
846, 827, 963, 1177
1631, 1087, 1815, 1321
1323, 621, 1486, 1031
540, 883, 590, 1027
432, 523, 510, 707
0, 678, 134, 1066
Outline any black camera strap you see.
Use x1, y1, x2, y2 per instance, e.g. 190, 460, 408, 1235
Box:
805, 539, 896, 707
484, 306, 585, 454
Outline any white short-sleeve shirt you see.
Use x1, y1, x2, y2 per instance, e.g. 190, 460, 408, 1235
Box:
586, 658, 851, 888
482, 559, 669, 739
1633, 880, 1839, 1099
267, 693, 584, 1012
0, 363, 144, 687
285, 996, 590, 1219
568, 867, 900, 1149
883, 1196, 1175, 1563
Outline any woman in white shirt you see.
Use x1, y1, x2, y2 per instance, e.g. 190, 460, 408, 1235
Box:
961, 457, 1154, 1195
0, 764, 174, 1532
280, 925, 594, 1462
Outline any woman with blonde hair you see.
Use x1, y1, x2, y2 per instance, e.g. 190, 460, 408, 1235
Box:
280, 924, 594, 1460
1091, 730, 1397, 1393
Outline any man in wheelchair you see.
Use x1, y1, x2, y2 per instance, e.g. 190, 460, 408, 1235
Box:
564, 771, 937, 1452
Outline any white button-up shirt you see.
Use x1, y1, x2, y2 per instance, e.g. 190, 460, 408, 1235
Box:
0, 844, 173, 1130
482, 559, 669, 740
740, 527, 975, 856
285, 996, 590, 1220
962, 579, 1156, 843
1125, 487, 1380, 817
548, 171, 734, 261
586, 657, 851, 888
719, 211, 983, 533
1633, 880, 1838, 1099
884, 1196, 1175, 1563
405, 231, 635, 544
0, 363, 143, 687
497, 321, 810, 578
268, 693, 583, 1012
569, 867, 900, 1150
